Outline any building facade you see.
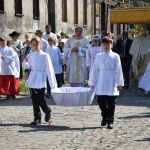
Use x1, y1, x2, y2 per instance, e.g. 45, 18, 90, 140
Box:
0, 0, 93, 38
48, 0, 93, 36
0, 0, 48, 38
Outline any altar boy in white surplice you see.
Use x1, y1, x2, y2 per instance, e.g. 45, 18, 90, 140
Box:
64, 26, 89, 86
89, 37, 124, 129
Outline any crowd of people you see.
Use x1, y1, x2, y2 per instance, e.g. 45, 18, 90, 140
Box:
0, 24, 150, 129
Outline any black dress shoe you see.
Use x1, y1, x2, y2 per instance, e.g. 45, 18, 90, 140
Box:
107, 123, 113, 129
31, 119, 41, 125
101, 119, 107, 126
45, 112, 51, 122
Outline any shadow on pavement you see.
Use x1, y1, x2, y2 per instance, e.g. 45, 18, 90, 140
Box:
0, 123, 102, 132
118, 112, 150, 120
135, 138, 150, 142
0, 90, 150, 108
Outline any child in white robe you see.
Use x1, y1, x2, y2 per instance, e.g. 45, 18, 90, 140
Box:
139, 62, 150, 93
45, 37, 64, 97
0, 37, 20, 99
89, 37, 124, 129
86, 35, 102, 79
22, 37, 57, 125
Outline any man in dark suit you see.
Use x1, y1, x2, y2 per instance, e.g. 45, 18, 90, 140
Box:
113, 31, 133, 89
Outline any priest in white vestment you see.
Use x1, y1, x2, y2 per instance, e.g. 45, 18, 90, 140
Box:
64, 26, 89, 86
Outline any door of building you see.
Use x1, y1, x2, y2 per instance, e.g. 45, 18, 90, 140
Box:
48, 0, 55, 33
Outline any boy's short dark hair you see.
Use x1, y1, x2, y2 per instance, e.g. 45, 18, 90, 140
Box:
35, 30, 43, 35
45, 24, 51, 29
102, 36, 113, 44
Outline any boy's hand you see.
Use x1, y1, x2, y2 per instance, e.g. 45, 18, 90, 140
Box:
117, 85, 123, 91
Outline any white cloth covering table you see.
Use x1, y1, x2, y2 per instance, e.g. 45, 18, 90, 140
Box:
51, 87, 95, 106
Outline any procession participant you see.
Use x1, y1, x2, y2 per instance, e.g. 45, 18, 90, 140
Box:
58, 39, 66, 84
23, 33, 31, 46
59, 32, 68, 45
86, 35, 102, 79
45, 37, 64, 98
64, 26, 89, 87
130, 25, 150, 84
22, 40, 32, 79
35, 30, 48, 51
0, 36, 20, 99
113, 31, 133, 89
9, 31, 24, 79
89, 37, 124, 129
22, 36, 57, 125
139, 62, 150, 93
42, 24, 57, 42
139, 50, 150, 93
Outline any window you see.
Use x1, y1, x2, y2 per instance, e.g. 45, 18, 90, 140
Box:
74, 0, 78, 25
94, 1, 101, 34
83, 0, 87, 25
33, 0, 40, 20
62, 0, 67, 22
15, 0, 23, 16
0, 0, 4, 13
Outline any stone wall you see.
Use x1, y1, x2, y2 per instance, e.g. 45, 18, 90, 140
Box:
0, 0, 93, 40
0, 0, 48, 40
55, 0, 92, 37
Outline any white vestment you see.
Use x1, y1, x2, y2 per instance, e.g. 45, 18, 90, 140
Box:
45, 45, 63, 74
0, 46, 20, 78
89, 51, 124, 96
41, 38, 48, 52
42, 32, 57, 42
64, 35, 89, 84
22, 50, 57, 89
139, 63, 150, 92
130, 35, 150, 76
86, 46, 103, 75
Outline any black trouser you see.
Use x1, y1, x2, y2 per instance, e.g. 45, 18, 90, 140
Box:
47, 73, 63, 94
97, 96, 117, 124
30, 88, 51, 121
121, 57, 132, 88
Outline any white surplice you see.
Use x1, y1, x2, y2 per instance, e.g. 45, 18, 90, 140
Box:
139, 63, 150, 92
45, 45, 63, 74
64, 35, 89, 84
0, 46, 20, 78
22, 50, 57, 89
89, 51, 124, 96
42, 32, 57, 42
86, 46, 103, 75
41, 38, 48, 52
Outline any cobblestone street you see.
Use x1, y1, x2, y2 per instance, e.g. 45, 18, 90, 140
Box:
0, 89, 150, 150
